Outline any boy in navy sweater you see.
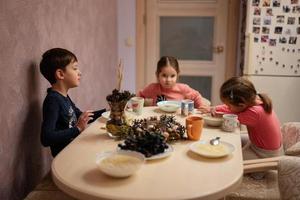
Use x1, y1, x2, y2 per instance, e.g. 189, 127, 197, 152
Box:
40, 48, 105, 156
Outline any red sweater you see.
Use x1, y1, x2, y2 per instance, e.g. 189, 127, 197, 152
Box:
138, 83, 204, 108
216, 104, 282, 150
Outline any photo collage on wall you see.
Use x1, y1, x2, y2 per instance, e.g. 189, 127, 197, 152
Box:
250, 0, 300, 75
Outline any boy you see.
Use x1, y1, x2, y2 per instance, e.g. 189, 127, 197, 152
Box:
40, 48, 105, 156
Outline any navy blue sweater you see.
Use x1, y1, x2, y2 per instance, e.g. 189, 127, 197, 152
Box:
41, 88, 105, 156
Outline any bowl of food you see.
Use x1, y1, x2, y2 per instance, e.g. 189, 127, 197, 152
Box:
202, 113, 223, 127
157, 101, 181, 112
96, 150, 145, 178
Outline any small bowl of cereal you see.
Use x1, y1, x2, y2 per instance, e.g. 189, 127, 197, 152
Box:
96, 150, 145, 178
202, 113, 224, 127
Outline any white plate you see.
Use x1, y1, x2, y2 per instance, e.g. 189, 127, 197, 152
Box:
189, 140, 235, 158
118, 144, 173, 161
146, 144, 174, 160
157, 101, 181, 112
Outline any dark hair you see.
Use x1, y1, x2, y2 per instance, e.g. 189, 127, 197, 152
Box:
220, 77, 272, 113
40, 48, 77, 84
156, 56, 180, 76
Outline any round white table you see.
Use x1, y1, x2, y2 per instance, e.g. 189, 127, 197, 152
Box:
52, 107, 243, 200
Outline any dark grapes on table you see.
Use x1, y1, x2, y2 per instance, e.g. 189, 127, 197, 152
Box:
118, 130, 168, 158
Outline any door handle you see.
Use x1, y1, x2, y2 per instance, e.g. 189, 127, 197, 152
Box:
213, 46, 224, 53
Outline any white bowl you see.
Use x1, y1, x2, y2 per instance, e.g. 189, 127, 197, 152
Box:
96, 150, 145, 178
157, 101, 181, 112
202, 114, 223, 127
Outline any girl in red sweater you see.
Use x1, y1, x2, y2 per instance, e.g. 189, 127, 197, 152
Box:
212, 77, 283, 160
138, 56, 209, 110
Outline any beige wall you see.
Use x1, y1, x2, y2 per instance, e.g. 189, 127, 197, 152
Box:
0, 1, 117, 199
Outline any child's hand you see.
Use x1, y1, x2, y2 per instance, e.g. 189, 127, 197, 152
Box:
144, 98, 153, 106
210, 107, 225, 118
198, 105, 211, 113
76, 110, 94, 132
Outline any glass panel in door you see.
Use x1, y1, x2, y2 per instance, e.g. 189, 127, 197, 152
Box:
160, 17, 214, 61
160, 16, 214, 102
179, 75, 212, 101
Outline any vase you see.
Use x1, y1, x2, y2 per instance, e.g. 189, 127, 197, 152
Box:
106, 100, 130, 138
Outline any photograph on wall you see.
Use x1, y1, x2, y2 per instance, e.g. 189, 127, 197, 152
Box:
263, 16, 272, 25
253, 0, 260, 6
291, 0, 298, 4
274, 26, 283, 34
262, 0, 271, 6
279, 37, 287, 43
253, 17, 261, 25
261, 35, 269, 42
273, 0, 281, 7
287, 17, 295, 25
283, 5, 291, 13
254, 7, 261, 15
276, 15, 285, 23
262, 27, 270, 34
289, 36, 297, 44
254, 37, 259, 42
269, 39, 277, 46
266, 8, 273, 16
253, 27, 261, 34
297, 27, 300, 34
292, 6, 300, 13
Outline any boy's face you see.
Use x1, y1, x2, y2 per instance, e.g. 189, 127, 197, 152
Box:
61, 60, 81, 88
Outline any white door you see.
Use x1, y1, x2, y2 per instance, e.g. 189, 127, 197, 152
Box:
145, 0, 228, 105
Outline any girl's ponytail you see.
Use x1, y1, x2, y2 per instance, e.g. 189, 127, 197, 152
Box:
257, 93, 272, 113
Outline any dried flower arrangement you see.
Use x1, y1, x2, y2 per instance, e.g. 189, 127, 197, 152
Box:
129, 115, 186, 142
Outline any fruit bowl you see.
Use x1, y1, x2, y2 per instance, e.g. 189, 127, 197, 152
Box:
96, 150, 145, 178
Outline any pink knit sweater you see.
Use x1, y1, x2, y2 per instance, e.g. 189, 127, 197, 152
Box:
138, 83, 204, 108
215, 104, 282, 150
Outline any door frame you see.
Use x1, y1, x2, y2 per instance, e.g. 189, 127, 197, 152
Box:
136, 0, 240, 103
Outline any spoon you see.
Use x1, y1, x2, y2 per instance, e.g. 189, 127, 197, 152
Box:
210, 137, 220, 146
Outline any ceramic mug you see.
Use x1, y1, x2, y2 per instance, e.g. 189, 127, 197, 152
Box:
222, 114, 239, 132
128, 97, 144, 115
186, 116, 203, 140
181, 99, 194, 116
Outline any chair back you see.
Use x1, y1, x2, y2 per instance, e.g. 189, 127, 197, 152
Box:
281, 122, 300, 155
278, 156, 300, 200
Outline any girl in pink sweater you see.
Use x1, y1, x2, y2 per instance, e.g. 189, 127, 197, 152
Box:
212, 77, 283, 160
138, 56, 209, 110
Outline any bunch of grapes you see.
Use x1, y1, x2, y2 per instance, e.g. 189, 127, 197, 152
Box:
106, 89, 135, 102
118, 130, 168, 158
